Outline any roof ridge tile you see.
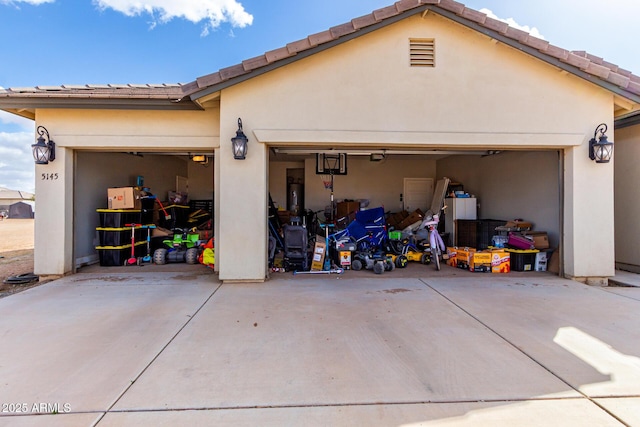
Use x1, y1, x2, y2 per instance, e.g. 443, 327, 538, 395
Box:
352, 13, 381, 30
330, 21, 357, 39
628, 81, 640, 95
585, 62, 611, 80
242, 55, 269, 71
287, 38, 312, 54
396, 0, 422, 13
482, 15, 509, 33
461, 7, 487, 24
564, 52, 591, 70
439, 0, 464, 15
265, 46, 291, 63
373, 5, 400, 21
606, 72, 631, 88
308, 29, 334, 47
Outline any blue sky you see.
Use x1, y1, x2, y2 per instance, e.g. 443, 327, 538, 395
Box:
1, 0, 639, 193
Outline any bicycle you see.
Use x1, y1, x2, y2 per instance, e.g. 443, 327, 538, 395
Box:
421, 209, 446, 271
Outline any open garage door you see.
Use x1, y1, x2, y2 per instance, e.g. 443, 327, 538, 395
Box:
73, 151, 214, 270
269, 146, 561, 276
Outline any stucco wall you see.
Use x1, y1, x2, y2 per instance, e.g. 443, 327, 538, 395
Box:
30, 10, 620, 280
38, 109, 220, 150
219, 12, 614, 280
614, 124, 640, 271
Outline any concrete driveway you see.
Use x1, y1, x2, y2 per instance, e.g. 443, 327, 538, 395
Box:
0, 270, 639, 426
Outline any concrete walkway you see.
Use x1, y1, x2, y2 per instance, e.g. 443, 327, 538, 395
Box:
0, 271, 639, 426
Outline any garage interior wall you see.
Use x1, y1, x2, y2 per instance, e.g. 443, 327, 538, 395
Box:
614, 124, 640, 272
187, 160, 215, 200
436, 150, 560, 248
269, 156, 438, 213
74, 152, 189, 266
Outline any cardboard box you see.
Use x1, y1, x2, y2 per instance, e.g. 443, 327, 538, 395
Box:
535, 251, 548, 271
446, 247, 458, 267
491, 250, 511, 273
469, 251, 492, 272
505, 220, 533, 230
336, 201, 360, 220
108, 187, 143, 210
397, 209, 424, 230
311, 235, 327, 271
523, 231, 550, 250
455, 247, 476, 269
387, 211, 408, 228
339, 251, 352, 268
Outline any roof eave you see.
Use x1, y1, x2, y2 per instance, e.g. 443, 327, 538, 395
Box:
0, 96, 202, 111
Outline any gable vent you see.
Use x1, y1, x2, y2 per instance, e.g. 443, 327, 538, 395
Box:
410, 38, 435, 67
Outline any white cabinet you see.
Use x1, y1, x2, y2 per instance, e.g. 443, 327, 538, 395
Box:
444, 198, 477, 246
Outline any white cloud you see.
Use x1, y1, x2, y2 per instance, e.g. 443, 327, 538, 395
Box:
0, 111, 34, 132
480, 8, 545, 40
0, 131, 35, 192
0, 0, 53, 5
93, 0, 253, 35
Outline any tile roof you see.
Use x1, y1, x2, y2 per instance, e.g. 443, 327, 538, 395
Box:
0, 84, 184, 99
182, 0, 640, 103
1, 0, 638, 105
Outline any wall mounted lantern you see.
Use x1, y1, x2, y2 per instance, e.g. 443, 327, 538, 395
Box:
32, 126, 56, 165
231, 118, 248, 160
589, 123, 614, 163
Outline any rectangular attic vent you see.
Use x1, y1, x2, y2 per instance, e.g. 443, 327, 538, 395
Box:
410, 38, 435, 67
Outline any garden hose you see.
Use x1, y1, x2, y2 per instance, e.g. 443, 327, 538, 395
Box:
3, 273, 39, 285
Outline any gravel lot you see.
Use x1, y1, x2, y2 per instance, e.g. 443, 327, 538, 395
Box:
0, 219, 36, 297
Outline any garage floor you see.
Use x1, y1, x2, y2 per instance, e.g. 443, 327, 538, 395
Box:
0, 270, 638, 426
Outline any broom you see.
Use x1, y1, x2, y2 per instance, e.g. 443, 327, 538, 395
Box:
156, 199, 171, 221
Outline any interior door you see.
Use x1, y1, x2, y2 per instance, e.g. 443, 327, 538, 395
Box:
403, 178, 434, 212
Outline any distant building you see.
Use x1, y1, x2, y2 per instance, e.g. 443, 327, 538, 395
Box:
0, 187, 34, 217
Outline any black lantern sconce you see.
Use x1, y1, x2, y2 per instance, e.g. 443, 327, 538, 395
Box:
231, 118, 248, 160
32, 126, 56, 165
589, 123, 614, 164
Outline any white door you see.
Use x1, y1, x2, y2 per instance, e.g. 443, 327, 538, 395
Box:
403, 178, 434, 212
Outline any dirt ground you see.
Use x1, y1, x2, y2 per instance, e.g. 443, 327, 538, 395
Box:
0, 219, 37, 298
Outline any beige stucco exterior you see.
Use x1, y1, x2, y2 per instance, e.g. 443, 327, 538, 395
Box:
7, 8, 634, 283
214, 13, 616, 282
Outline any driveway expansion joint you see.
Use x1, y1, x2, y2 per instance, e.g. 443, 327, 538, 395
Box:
91, 282, 223, 427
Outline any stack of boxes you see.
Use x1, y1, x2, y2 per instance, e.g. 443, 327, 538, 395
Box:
95, 187, 155, 266
444, 219, 551, 273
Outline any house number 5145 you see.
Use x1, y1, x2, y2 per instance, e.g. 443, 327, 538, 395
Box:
41, 173, 59, 180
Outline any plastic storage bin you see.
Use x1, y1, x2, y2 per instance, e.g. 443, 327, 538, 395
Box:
96, 226, 146, 246
97, 209, 142, 228
506, 249, 539, 271
158, 204, 190, 229
96, 242, 147, 266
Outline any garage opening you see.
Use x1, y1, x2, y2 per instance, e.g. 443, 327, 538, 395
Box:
268, 148, 560, 276
73, 151, 214, 271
